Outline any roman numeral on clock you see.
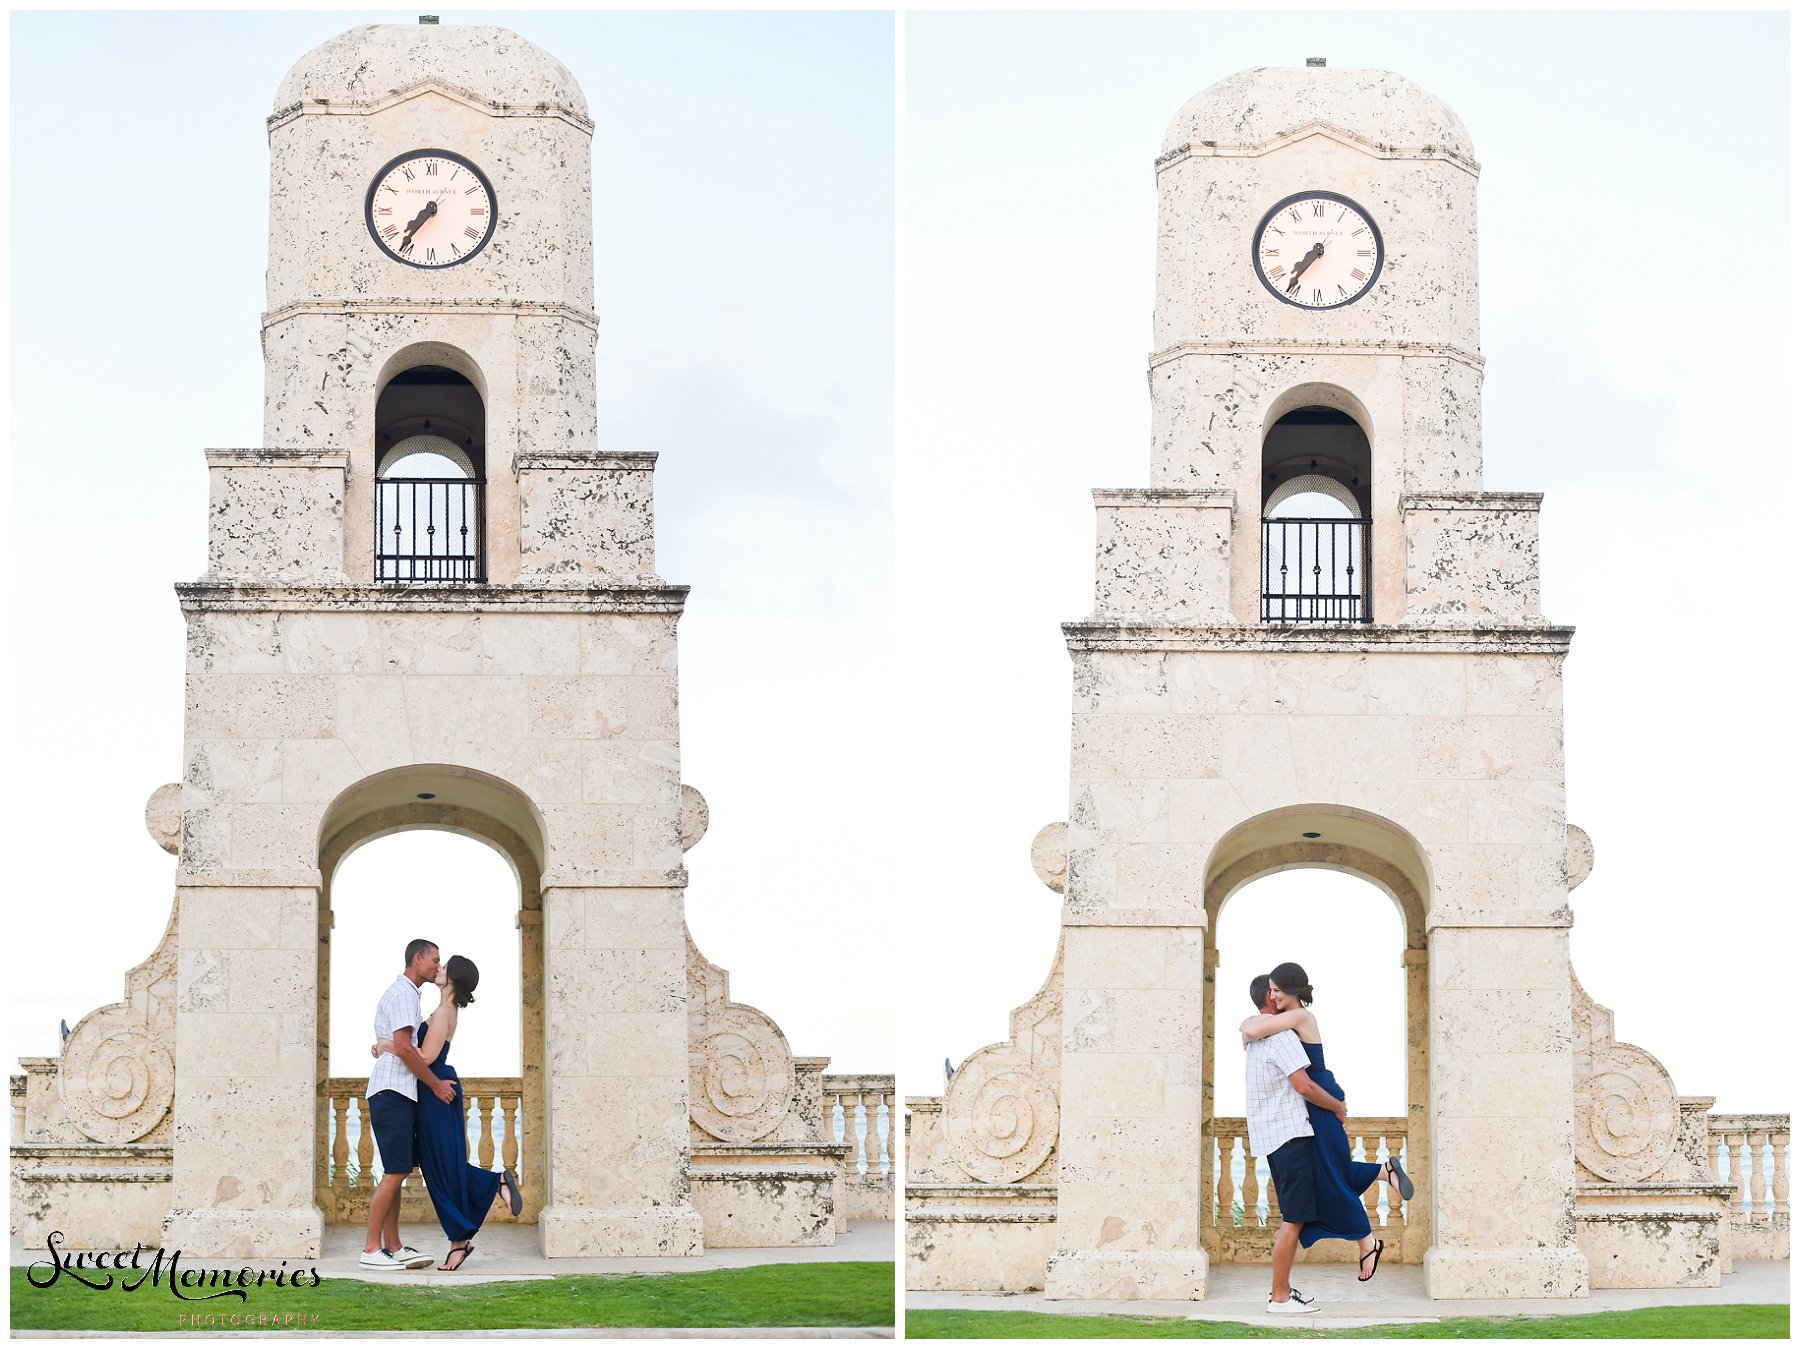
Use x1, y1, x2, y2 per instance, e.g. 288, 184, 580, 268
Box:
1312, 288, 1323, 303
464, 185, 481, 195
1269, 265, 1285, 279
1263, 248, 1281, 257
1311, 202, 1324, 217
1350, 268, 1367, 281
426, 247, 436, 263
401, 166, 414, 181
425, 160, 438, 175
1356, 249, 1372, 257
464, 227, 481, 240
380, 224, 398, 239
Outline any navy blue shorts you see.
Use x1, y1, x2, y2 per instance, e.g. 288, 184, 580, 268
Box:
367, 1090, 417, 1175
1265, 1135, 1318, 1225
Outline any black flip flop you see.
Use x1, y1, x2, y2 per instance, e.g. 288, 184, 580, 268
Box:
440, 1241, 474, 1271
1357, 1238, 1384, 1282
502, 1168, 523, 1217
1385, 1158, 1415, 1201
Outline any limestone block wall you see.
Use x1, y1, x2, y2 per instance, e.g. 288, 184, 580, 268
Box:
165, 597, 693, 1258
259, 311, 599, 584
518, 452, 658, 581
205, 452, 350, 584
1048, 632, 1588, 1299
1402, 494, 1542, 621
265, 85, 594, 317
1092, 491, 1234, 623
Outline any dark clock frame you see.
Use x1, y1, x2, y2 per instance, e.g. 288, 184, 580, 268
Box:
1252, 190, 1385, 311
364, 148, 497, 270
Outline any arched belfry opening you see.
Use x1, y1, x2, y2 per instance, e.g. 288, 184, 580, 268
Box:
374, 363, 487, 583
1260, 406, 1372, 624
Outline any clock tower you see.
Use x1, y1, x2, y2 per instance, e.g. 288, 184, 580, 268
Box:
1042, 62, 1588, 1301
162, 21, 702, 1260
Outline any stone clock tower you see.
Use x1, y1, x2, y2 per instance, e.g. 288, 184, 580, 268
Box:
1040, 63, 1590, 1301
160, 22, 701, 1259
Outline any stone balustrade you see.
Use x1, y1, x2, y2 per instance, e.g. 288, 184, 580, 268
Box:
320, 1077, 526, 1225
1207, 1116, 1410, 1263
1709, 1114, 1790, 1261
825, 1074, 894, 1221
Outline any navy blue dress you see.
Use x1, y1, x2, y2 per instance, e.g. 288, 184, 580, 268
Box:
1296, 1041, 1382, 1248
413, 1021, 503, 1243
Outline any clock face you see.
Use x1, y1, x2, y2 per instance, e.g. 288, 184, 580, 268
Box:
365, 149, 497, 269
1252, 191, 1384, 310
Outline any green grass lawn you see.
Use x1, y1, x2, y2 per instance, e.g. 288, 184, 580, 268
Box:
906, 1304, 1788, 1339
10, 1260, 893, 1332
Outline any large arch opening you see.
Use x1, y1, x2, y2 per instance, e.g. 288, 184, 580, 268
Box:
313, 766, 547, 1227
1200, 805, 1432, 1264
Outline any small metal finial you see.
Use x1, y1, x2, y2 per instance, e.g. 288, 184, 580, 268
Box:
1306, 56, 1327, 67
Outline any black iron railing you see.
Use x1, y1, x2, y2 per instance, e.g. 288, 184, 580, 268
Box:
1261, 517, 1372, 623
376, 478, 486, 583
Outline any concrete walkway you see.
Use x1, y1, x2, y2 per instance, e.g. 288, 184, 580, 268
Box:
906, 1259, 1790, 1331
12, 1221, 895, 1288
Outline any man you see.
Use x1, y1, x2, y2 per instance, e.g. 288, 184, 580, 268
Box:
1242, 972, 1347, 1315
360, 939, 458, 1270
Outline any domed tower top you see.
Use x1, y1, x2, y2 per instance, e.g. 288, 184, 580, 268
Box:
1161, 64, 1473, 164
274, 22, 588, 119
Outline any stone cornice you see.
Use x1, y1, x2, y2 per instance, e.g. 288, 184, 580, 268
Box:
1402, 491, 1543, 511
206, 449, 349, 470
516, 451, 657, 472
1155, 121, 1480, 175
262, 298, 599, 330
268, 78, 593, 134
1150, 339, 1483, 372
1093, 488, 1235, 510
176, 582, 688, 616
1063, 621, 1574, 655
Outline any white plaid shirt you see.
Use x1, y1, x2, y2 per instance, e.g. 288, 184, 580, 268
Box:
1245, 1029, 1314, 1159
366, 974, 424, 1101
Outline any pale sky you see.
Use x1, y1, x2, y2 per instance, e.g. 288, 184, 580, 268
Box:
7, 11, 894, 1083
897, 10, 1790, 1117
6, 8, 1790, 1148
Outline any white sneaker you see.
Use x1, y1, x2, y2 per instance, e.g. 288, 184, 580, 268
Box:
394, 1245, 434, 1269
1267, 1287, 1320, 1315
359, 1248, 405, 1269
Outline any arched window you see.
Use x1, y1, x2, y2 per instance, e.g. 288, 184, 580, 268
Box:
1261, 407, 1371, 623
375, 366, 486, 583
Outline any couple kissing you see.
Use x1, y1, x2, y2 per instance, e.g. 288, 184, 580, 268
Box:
359, 939, 524, 1272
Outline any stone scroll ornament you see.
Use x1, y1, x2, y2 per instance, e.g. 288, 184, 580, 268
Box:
942, 1046, 1060, 1184
940, 827, 1067, 1184
60, 898, 180, 1144
684, 926, 796, 1142
1571, 972, 1679, 1183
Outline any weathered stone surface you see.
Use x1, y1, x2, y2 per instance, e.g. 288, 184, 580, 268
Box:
144, 784, 183, 855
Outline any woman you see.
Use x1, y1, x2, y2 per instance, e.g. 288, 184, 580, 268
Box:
372, 954, 523, 1270
1240, 961, 1412, 1281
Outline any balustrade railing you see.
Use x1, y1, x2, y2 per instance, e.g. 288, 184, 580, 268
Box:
322, 1077, 522, 1222
1208, 1116, 1408, 1232
376, 477, 486, 583
824, 1074, 895, 1184
1261, 517, 1372, 623
1708, 1114, 1789, 1235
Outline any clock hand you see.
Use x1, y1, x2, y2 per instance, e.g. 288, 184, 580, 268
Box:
398, 200, 439, 253
1285, 242, 1325, 295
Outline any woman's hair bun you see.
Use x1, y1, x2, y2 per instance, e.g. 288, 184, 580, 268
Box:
1269, 961, 1314, 1008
